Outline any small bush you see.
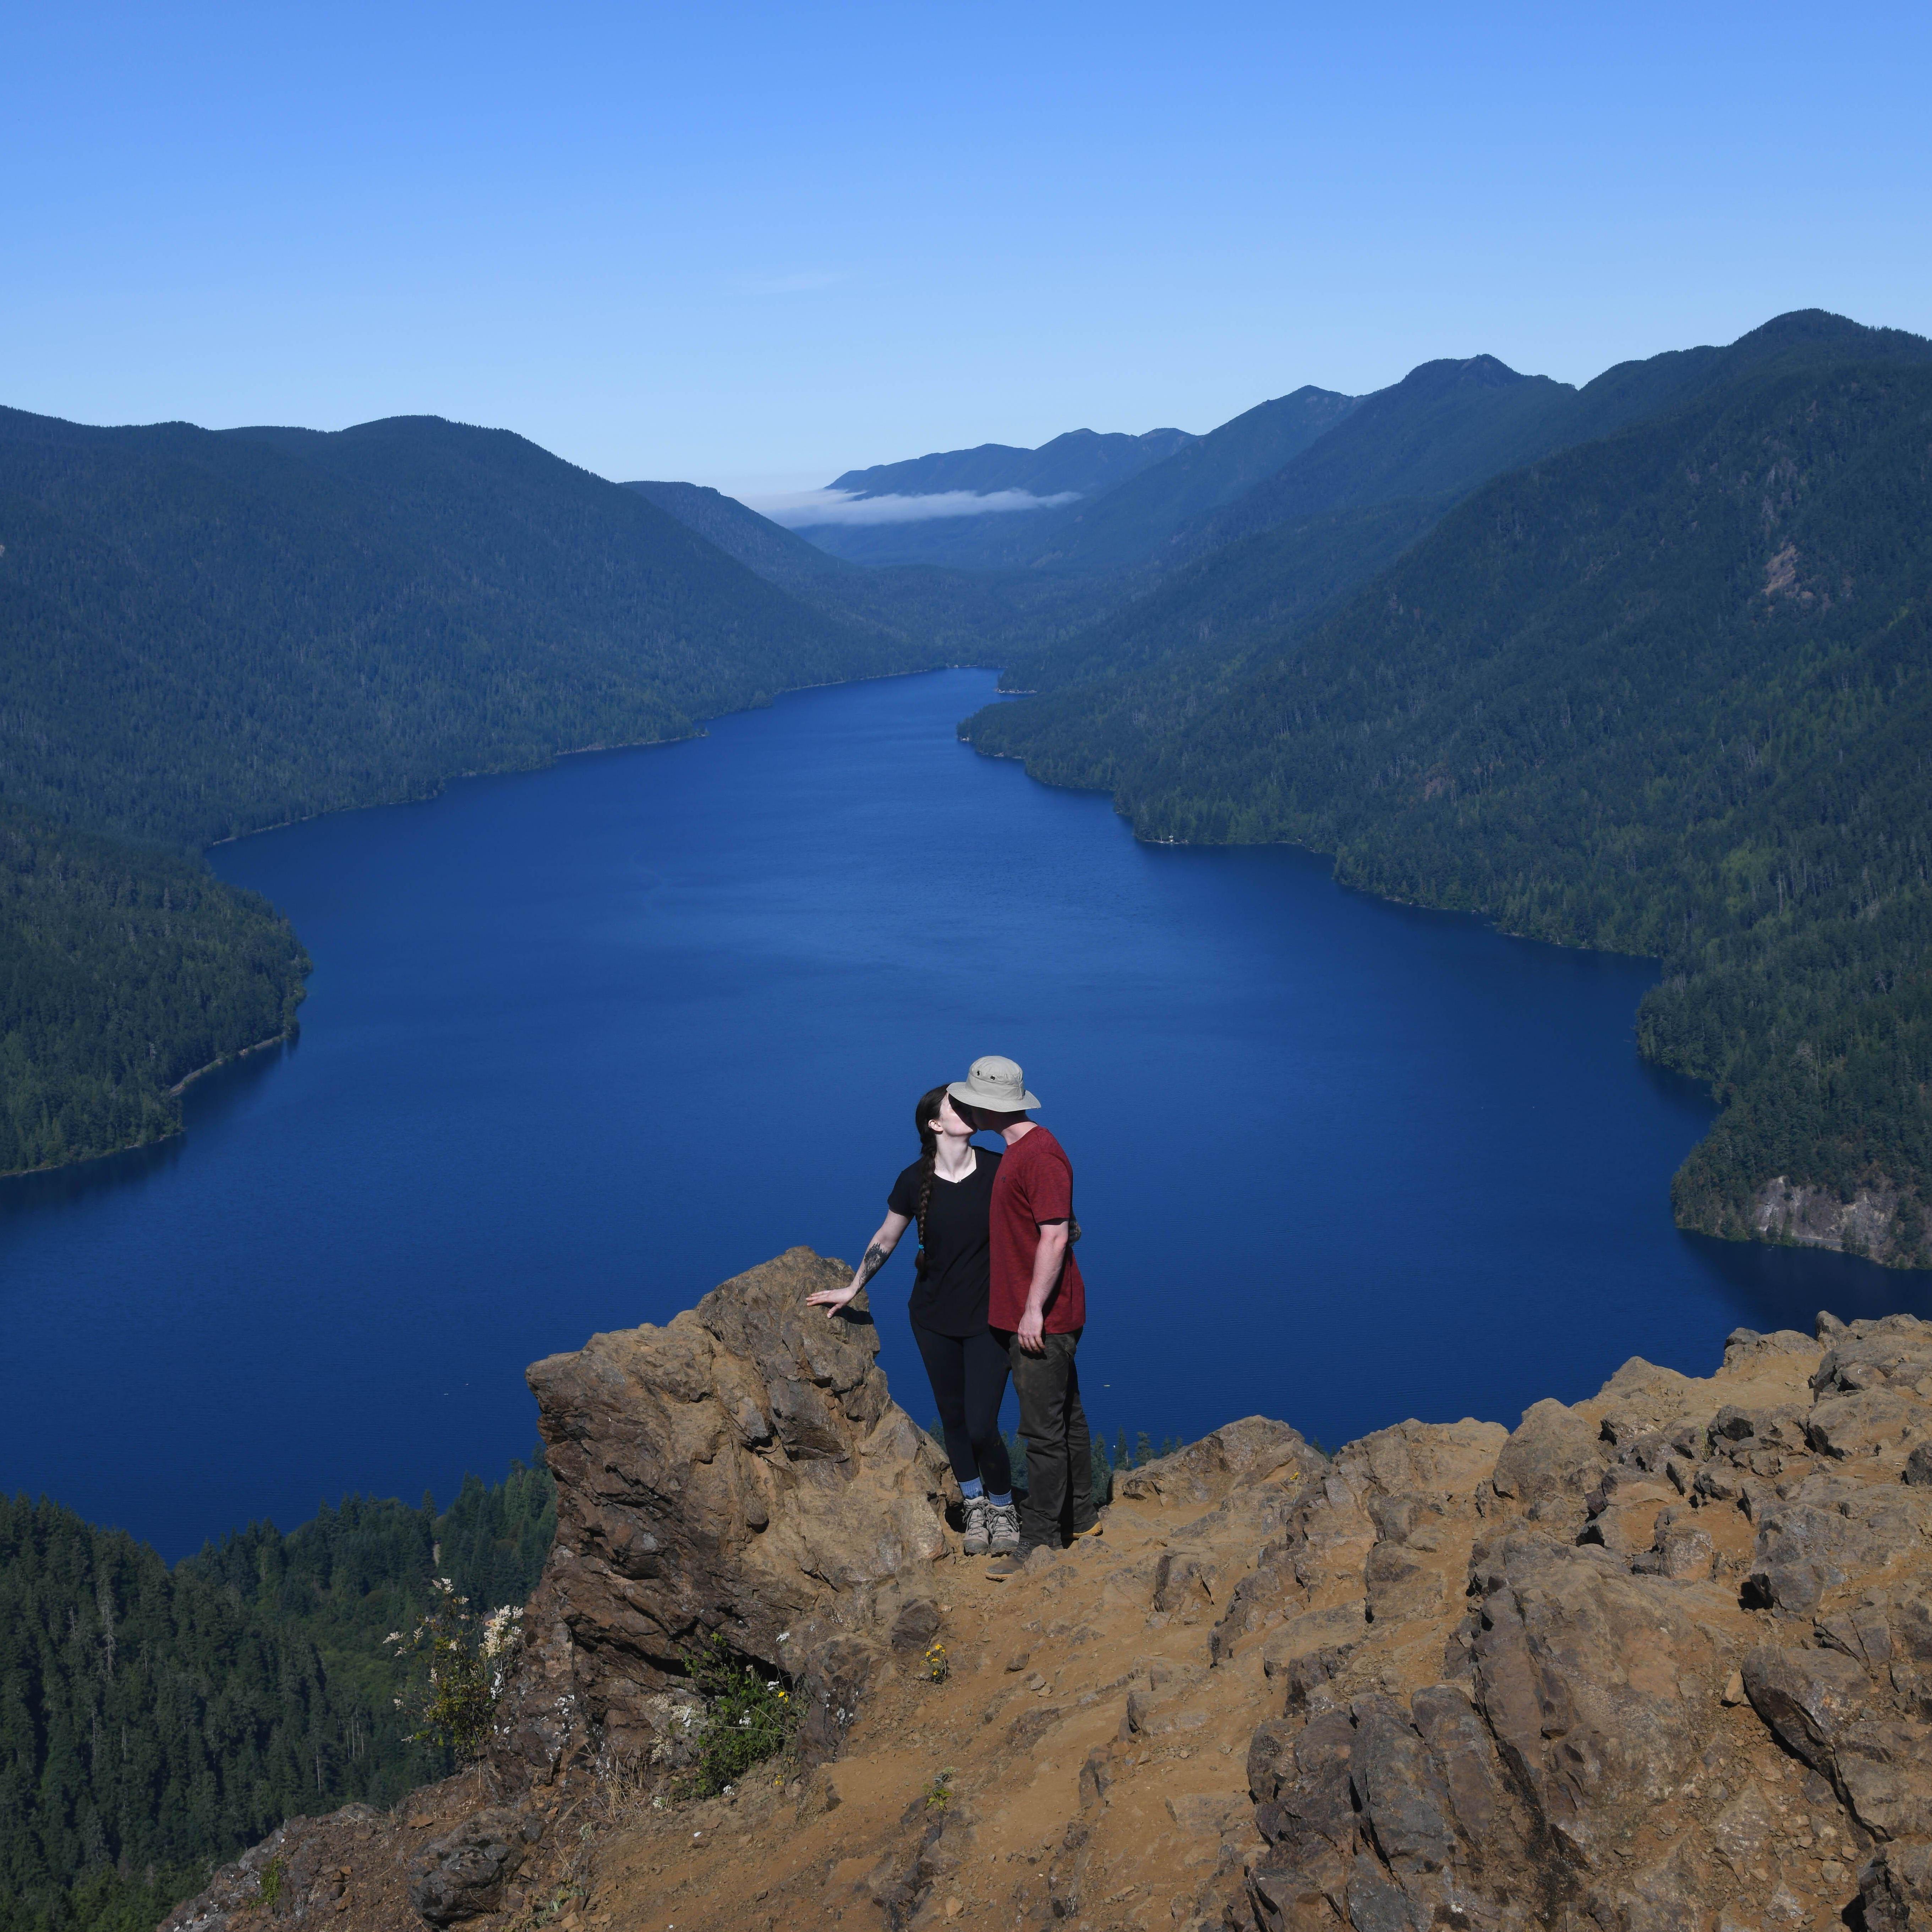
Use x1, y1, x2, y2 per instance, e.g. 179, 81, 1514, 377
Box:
680, 1633, 798, 1797
385, 1571, 525, 1760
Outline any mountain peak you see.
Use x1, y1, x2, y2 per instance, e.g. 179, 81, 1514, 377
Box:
1394, 353, 1528, 395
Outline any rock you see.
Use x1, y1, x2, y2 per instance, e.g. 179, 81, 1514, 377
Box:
1486, 1397, 1603, 1526
1116, 1417, 1322, 1508
519, 1247, 951, 1759
890, 1598, 943, 1654
1153, 1551, 1219, 1613
796, 1632, 879, 1765
407, 1808, 542, 1925
1861, 1840, 1932, 1932
1741, 1644, 1870, 1772
154, 1290, 1932, 1932
1808, 1388, 1924, 1460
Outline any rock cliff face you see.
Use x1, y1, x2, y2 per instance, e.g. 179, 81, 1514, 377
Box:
159, 1263, 1932, 1932
508, 1246, 952, 1770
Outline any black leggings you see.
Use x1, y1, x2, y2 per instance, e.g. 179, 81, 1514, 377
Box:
912, 1324, 1013, 1494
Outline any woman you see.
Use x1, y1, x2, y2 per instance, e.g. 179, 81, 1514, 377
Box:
807, 1086, 1020, 1556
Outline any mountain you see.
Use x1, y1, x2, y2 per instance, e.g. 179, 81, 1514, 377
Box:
794, 387, 1356, 571
1183, 308, 1932, 566
806, 310, 1932, 592
969, 329, 1932, 1265
0, 408, 939, 1173
1018, 384, 1363, 573
827, 425, 1197, 500
625, 478, 1126, 654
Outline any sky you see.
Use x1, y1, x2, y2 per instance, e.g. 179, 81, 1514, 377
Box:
6, 2, 1931, 495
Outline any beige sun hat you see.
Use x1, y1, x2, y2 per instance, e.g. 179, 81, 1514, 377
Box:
948, 1054, 1041, 1114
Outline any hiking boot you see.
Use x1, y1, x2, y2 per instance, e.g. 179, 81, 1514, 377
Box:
960, 1494, 991, 1556
984, 1501, 1022, 1555
1070, 1519, 1104, 1539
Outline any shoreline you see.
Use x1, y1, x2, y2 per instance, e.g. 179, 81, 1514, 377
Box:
167, 1028, 294, 1098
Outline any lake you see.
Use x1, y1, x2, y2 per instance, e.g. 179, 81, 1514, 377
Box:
3, 669, 1921, 1561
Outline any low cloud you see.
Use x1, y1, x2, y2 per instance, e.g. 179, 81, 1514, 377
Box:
747, 488, 1080, 528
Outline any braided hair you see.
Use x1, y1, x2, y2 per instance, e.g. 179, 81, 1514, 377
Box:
912, 1085, 951, 1274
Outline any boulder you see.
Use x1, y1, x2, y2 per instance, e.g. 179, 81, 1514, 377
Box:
406, 1808, 542, 1924
518, 1247, 952, 1759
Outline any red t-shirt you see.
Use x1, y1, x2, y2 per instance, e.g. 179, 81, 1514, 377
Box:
987, 1125, 1086, 1334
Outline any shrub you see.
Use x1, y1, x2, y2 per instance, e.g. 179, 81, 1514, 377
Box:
680, 1634, 798, 1797
385, 1573, 525, 1760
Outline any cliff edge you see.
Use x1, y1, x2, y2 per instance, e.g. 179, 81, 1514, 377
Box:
161, 1255, 1932, 1932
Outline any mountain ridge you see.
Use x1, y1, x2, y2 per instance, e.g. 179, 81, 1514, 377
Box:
969, 331, 1932, 1267
827, 423, 1197, 500
0, 406, 940, 1173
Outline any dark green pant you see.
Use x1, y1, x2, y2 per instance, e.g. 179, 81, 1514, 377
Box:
1007, 1328, 1096, 1548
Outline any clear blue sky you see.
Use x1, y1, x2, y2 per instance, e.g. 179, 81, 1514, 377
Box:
7, 2, 1929, 493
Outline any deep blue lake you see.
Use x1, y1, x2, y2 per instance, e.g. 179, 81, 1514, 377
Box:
4, 670, 1922, 1561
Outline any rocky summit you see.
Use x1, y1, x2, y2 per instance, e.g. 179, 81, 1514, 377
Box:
162, 1256, 1932, 1932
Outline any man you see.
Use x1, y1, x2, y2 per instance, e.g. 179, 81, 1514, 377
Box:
946, 1055, 1097, 1578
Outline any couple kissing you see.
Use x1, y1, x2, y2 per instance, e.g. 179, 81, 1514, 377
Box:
807, 1055, 1095, 1579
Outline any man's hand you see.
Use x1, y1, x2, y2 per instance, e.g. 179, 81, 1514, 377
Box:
1017, 1220, 1067, 1354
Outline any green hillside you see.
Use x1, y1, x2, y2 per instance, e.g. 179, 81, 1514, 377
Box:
1018, 386, 1361, 573
0, 408, 933, 1173
0, 410, 915, 849
0, 811, 305, 1175
625, 479, 1117, 656
794, 385, 1356, 572
0, 1463, 554, 1932
969, 347, 1932, 1265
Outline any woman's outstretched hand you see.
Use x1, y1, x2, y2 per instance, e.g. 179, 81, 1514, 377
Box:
805, 1284, 861, 1319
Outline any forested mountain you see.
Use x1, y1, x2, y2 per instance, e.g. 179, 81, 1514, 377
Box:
826, 425, 1196, 499
795, 385, 1357, 571
0, 409, 915, 849
625, 479, 1118, 657
969, 336, 1932, 1265
0, 409, 935, 1175
1018, 385, 1361, 573
0, 1462, 554, 1932
0, 811, 304, 1174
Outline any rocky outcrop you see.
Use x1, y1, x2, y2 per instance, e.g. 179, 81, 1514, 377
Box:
1215, 1315, 1932, 1932
1752, 1173, 1923, 1267
160, 1248, 951, 1932
157, 1273, 1932, 1932
510, 1245, 952, 1768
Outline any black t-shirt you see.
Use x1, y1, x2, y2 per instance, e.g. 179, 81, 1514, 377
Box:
887, 1147, 1002, 1337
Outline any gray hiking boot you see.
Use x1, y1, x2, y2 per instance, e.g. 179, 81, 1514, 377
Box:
985, 1500, 1022, 1555
960, 1493, 992, 1556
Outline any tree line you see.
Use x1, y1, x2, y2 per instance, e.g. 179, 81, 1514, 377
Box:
0, 1461, 554, 1932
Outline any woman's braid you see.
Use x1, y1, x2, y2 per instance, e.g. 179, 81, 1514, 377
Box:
911, 1085, 948, 1273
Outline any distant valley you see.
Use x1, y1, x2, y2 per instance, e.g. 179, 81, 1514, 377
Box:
2, 308, 1928, 1273
638, 309, 1932, 1269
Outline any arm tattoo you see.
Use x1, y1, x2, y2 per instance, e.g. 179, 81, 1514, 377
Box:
857, 1243, 890, 1287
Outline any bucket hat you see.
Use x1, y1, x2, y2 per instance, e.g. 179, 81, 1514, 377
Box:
948, 1055, 1040, 1114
